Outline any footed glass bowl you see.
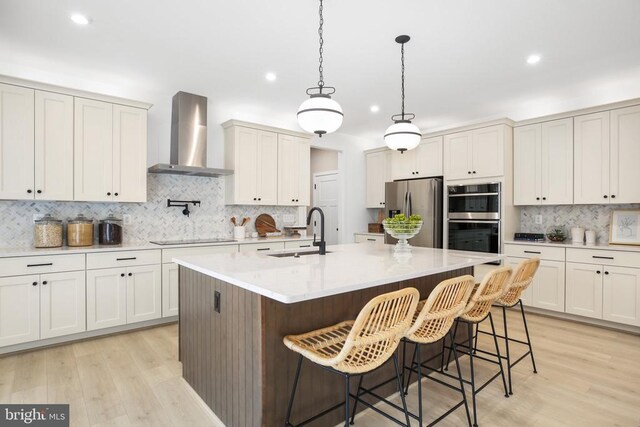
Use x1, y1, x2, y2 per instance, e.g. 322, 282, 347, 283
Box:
382, 221, 423, 253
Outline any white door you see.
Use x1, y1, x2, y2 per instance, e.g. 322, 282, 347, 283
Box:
86, 268, 127, 331
234, 127, 259, 204
113, 105, 147, 202
313, 172, 340, 245
513, 124, 541, 205
416, 136, 443, 177
256, 130, 278, 205
444, 131, 472, 180
472, 125, 504, 178
602, 266, 640, 326
34, 90, 73, 201
74, 98, 114, 202
366, 151, 386, 208
532, 260, 565, 312
566, 262, 603, 319
610, 105, 640, 204
541, 118, 573, 205
0, 83, 34, 200
40, 271, 86, 339
391, 149, 416, 180
127, 264, 162, 323
574, 112, 610, 204
162, 263, 179, 318
0, 275, 40, 347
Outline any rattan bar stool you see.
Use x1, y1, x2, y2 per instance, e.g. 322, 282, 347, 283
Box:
473, 258, 540, 395
443, 266, 512, 427
399, 275, 476, 427
283, 287, 419, 427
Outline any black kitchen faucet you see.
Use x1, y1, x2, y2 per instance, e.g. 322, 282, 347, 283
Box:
306, 207, 326, 255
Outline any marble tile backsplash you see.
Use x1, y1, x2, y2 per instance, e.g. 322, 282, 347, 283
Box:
520, 204, 640, 244
0, 174, 298, 247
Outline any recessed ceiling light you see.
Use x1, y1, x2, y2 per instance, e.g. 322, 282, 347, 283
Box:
265, 72, 277, 82
526, 54, 542, 65
70, 13, 91, 25
370, 105, 380, 113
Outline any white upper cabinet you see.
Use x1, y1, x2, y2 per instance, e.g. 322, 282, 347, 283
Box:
392, 137, 443, 180
35, 91, 74, 201
366, 150, 390, 208
0, 83, 35, 200
444, 125, 506, 180
610, 105, 640, 204
574, 112, 610, 204
514, 118, 573, 205
278, 134, 310, 206
113, 105, 147, 202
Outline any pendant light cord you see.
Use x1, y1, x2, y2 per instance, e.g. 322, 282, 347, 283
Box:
400, 42, 405, 120
318, 0, 324, 90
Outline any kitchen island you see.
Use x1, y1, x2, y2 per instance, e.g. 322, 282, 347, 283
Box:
174, 243, 502, 427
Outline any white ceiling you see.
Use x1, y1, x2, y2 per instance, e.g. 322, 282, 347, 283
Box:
1, 0, 640, 145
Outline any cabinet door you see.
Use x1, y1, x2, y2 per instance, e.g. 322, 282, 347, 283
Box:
0, 83, 34, 200
113, 105, 147, 202
256, 131, 278, 205
391, 149, 416, 180
86, 268, 127, 330
34, 91, 73, 201
532, 260, 565, 312
610, 105, 640, 204
443, 131, 472, 180
566, 262, 603, 319
541, 118, 573, 205
0, 275, 40, 347
277, 134, 298, 206
162, 263, 179, 318
296, 137, 311, 206
506, 257, 533, 306
127, 264, 162, 323
513, 124, 541, 205
366, 151, 387, 208
74, 98, 114, 202
40, 271, 85, 339
602, 266, 640, 326
415, 136, 443, 177
574, 112, 610, 204
234, 127, 259, 204
472, 125, 504, 178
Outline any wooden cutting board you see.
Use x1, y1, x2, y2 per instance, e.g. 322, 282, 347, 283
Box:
255, 214, 280, 237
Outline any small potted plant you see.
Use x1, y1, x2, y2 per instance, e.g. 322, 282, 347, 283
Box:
546, 226, 567, 242
382, 214, 423, 252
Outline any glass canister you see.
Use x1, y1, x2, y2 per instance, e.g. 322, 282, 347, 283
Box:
34, 214, 63, 248
67, 214, 94, 247
99, 214, 123, 245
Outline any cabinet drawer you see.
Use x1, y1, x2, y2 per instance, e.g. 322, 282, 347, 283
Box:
284, 240, 314, 250
0, 254, 85, 277
87, 250, 161, 270
503, 244, 565, 261
355, 234, 384, 244
566, 248, 640, 268
238, 242, 285, 253
162, 244, 238, 263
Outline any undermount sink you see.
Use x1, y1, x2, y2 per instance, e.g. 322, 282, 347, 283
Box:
268, 250, 331, 258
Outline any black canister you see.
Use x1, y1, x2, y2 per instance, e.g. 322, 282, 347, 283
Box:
99, 214, 123, 245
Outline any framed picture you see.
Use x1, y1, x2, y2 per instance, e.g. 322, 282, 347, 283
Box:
609, 209, 640, 246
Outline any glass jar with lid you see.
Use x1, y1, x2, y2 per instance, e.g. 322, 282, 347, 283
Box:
34, 214, 63, 248
99, 214, 123, 245
67, 214, 94, 247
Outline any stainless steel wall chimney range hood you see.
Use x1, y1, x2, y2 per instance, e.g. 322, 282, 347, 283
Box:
148, 91, 232, 177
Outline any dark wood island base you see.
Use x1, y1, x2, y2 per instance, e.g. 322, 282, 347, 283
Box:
179, 266, 473, 427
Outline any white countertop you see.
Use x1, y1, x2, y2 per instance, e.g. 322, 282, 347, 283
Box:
0, 236, 313, 258
173, 243, 503, 304
503, 240, 640, 252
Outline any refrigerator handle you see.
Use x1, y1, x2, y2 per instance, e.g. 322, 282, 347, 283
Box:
406, 191, 412, 216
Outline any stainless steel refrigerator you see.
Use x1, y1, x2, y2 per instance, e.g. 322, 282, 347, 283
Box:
385, 178, 443, 248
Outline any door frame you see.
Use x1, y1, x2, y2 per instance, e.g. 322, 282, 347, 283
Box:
312, 170, 343, 244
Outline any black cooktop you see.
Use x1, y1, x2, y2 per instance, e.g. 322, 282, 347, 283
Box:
150, 238, 237, 246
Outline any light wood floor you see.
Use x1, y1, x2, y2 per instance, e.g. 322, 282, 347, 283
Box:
0, 310, 639, 426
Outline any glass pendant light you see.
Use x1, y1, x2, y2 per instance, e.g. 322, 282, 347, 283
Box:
297, 0, 343, 137
385, 35, 422, 153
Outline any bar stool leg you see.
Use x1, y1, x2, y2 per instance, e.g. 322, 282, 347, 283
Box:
467, 321, 478, 427
444, 319, 459, 371
450, 329, 472, 427
416, 344, 423, 426
344, 375, 351, 427
393, 353, 412, 427
439, 333, 447, 373
349, 375, 364, 424
473, 323, 479, 354
519, 300, 538, 374
403, 343, 418, 395
285, 355, 304, 426
489, 312, 509, 398
502, 306, 513, 395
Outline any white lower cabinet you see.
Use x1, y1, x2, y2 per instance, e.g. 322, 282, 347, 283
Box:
86, 268, 128, 331
0, 275, 40, 347
162, 263, 180, 318
40, 271, 86, 339
127, 265, 162, 323
602, 266, 640, 326
506, 257, 565, 312
565, 262, 603, 319
354, 234, 384, 244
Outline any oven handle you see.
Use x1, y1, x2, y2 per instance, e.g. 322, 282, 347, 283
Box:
447, 192, 500, 198
447, 219, 500, 224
